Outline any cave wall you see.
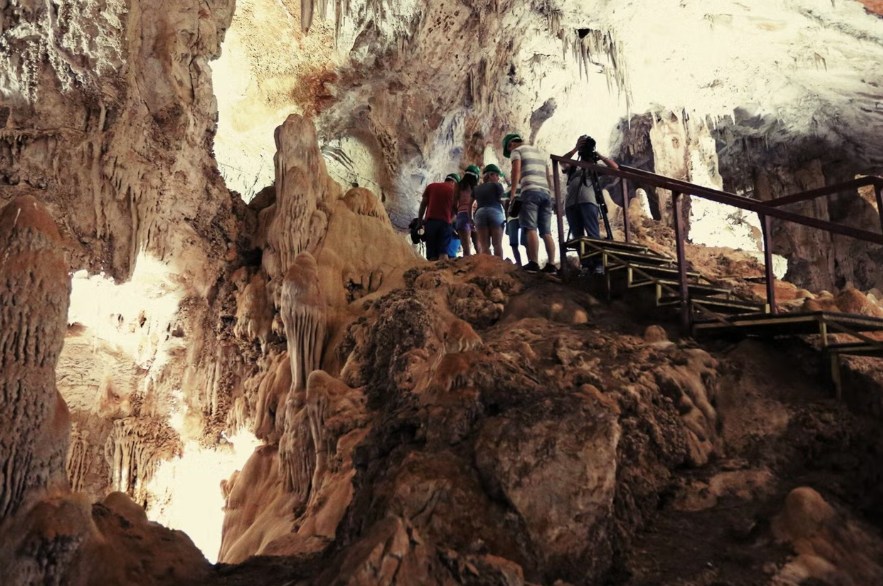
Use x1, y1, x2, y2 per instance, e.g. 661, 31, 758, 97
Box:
0, 197, 211, 586
0, 0, 252, 546
715, 114, 883, 292
0, 0, 235, 281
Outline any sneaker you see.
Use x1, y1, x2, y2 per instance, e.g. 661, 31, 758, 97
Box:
523, 261, 540, 273
541, 263, 558, 274
593, 264, 605, 275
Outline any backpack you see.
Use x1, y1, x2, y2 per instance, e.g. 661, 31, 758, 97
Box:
408, 218, 425, 244
507, 196, 522, 219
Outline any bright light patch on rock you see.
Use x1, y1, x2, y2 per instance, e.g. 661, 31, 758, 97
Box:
146, 433, 261, 563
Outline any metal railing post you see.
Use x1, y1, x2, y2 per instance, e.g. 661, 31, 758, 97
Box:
622, 178, 631, 243
553, 159, 566, 270
672, 192, 690, 334
760, 213, 777, 314
875, 183, 883, 235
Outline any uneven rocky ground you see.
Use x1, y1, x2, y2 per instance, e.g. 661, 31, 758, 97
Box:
5, 181, 883, 584
202, 254, 883, 586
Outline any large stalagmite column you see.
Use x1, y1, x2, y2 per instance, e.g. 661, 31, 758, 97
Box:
0, 196, 72, 521
279, 252, 327, 497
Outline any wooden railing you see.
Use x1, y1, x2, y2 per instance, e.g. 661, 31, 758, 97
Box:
549, 155, 883, 332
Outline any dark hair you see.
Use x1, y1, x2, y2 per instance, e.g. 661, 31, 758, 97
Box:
454, 174, 478, 205
459, 175, 478, 190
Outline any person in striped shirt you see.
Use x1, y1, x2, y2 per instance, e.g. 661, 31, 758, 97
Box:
503, 133, 557, 273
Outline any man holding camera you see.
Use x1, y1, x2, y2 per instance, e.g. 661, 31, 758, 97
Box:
560, 136, 619, 272
417, 172, 460, 261
502, 133, 557, 273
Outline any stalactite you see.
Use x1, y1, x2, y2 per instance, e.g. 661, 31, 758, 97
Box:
281, 252, 327, 392
103, 418, 181, 503
66, 425, 90, 493
566, 28, 634, 115
300, 0, 390, 38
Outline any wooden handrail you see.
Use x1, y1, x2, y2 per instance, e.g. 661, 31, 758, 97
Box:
549, 156, 883, 246
765, 176, 883, 208
551, 153, 883, 335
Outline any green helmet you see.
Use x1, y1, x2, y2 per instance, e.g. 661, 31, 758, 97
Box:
502, 133, 523, 158
482, 164, 502, 176
445, 173, 461, 183
464, 165, 481, 179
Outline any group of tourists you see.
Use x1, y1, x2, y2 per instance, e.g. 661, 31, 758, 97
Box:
414, 132, 618, 273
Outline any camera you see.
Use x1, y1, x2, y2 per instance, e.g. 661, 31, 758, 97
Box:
579, 135, 601, 163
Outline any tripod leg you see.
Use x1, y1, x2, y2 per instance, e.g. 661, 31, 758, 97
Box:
590, 171, 614, 240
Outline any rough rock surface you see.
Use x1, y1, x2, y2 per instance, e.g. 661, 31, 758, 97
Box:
3, 1, 883, 584
0, 196, 71, 521
0, 197, 210, 586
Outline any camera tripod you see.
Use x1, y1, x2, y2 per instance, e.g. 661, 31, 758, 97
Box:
580, 165, 614, 241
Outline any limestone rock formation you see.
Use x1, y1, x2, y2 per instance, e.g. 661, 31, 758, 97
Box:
218, 114, 419, 564
0, 196, 71, 522
4, 1, 883, 584
0, 197, 210, 586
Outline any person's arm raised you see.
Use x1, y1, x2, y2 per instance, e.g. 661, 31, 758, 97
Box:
599, 155, 619, 170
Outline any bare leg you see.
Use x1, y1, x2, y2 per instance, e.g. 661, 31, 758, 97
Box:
512, 247, 522, 267
459, 228, 473, 256
542, 233, 557, 266
525, 229, 540, 264
439, 253, 449, 261
476, 227, 491, 254
491, 226, 504, 258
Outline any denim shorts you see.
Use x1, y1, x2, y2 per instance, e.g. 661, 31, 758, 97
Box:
423, 218, 452, 260
474, 206, 504, 229
506, 218, 527, 247
519, 189, 552, 236
455, 211, 472, 232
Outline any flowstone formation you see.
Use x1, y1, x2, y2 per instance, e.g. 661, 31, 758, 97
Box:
218, 114, 419, 563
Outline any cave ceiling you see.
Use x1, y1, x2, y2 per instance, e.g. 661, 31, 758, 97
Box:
213, 0, 883, 219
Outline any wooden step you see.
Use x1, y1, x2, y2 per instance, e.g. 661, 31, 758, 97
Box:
691, 298, 767, 315
826, 342, 883, 357
590, 249, 676, 266
565, 237, 654, 255
657, 282, 733, 299
622, 262, 702, 281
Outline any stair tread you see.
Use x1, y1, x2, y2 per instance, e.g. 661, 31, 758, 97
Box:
625, 263, 702, 279
691, 298, 766, 312
566, 237, 655, 254
594, 250, 676, 265
655, 280, 730, 295
826, 342, 883, 354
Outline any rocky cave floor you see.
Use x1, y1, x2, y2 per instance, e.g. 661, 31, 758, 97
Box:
205, 253, 883, 586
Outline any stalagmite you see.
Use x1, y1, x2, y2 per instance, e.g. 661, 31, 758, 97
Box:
0, 196, 71, 521
279, 252, 327, 496
281, 252, 327, 392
